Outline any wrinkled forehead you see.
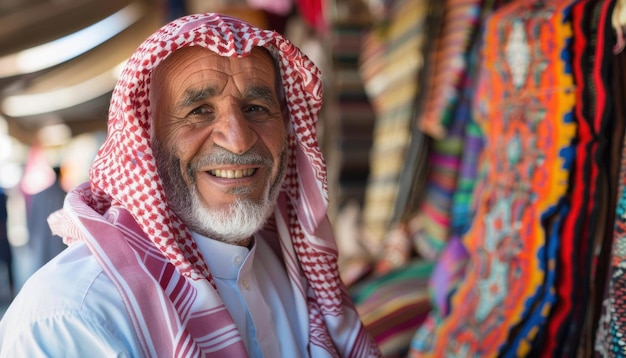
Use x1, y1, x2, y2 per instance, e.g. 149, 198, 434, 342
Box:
150, 44, 280, 82
145, 44, 287, 135
149, 44, 284, 96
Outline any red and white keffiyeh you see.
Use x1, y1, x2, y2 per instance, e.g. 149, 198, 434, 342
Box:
49, 13, 380, 357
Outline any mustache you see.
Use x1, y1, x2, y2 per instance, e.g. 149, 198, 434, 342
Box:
190, 146, 274, 173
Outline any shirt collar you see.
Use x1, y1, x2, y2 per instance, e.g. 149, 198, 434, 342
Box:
190, 232, 255, 280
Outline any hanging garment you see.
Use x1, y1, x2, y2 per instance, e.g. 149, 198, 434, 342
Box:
416, 0, 485, 140
355, 2, 486, 355
381, 0, 486, 269
595, 3, 626, 356
543, 0, 618, 356
411, 1, 578, 355
360, 0, 432, 246
408, 22, 484, 355
408, 36, 483, 262
407, 130, 464, 261
350, 260, 434, 357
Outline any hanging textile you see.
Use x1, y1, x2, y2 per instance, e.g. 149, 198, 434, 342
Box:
360, 0, 432, 246
542, 0, 618, 356
407, 19, 485, 353
388, 0, 445, 230
371, 0, 447, 274
350, 260, 434, 357
410, 1, 578, 355
380, 0, 485, 267
417, 0, 486, 139
352, 3, 435, 354
330, 11, 380, 286
408, 83, 478, 262
353, 2, 488, 355
331, 21, 377, 211
594, 1, 626, 355
405, 125, 465, 261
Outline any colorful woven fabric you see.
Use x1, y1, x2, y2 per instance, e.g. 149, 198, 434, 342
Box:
365, 1, 483, 353
408, 10, 483, 355
448, 35, 485, 238
411, 1, 577, 355
417, 0, 485, 139
420, 35, 482, 317
450, 120, 483, 235
409, 36, 484, 261
410, 128, 463, 261
427, 236, 469, 317
544, 0, 616, 356
396, 0, 487, 263
595, 2, 626, 355
360, 0, 431, 245
409, 237, 469, 354
350, 260, 434, 357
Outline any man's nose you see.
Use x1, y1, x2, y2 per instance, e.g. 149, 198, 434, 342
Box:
212, 106, 257, 155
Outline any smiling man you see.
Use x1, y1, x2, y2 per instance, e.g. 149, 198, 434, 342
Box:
0, 14, 381, 358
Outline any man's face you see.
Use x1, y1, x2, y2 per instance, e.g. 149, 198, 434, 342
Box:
150, 46, 288, 246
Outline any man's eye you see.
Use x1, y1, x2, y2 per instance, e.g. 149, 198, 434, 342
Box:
189, 106, 210, 115
246, 105, 266, 112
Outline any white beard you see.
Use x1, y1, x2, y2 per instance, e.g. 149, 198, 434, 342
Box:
188, 194, 276, 245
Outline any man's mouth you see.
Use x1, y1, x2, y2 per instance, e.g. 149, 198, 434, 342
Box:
208, 168, 256, 178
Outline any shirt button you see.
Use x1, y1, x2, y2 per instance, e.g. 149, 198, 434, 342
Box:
241, 279, 250, 291
233, 255, 243, 265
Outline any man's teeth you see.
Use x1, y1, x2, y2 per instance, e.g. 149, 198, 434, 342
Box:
209, 168, 256, 178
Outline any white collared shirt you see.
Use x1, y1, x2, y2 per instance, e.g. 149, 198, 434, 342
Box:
191, 231, 308, 358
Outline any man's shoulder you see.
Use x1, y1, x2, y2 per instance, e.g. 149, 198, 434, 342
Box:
2, 242, 126, 330
0, 242, 139, 356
